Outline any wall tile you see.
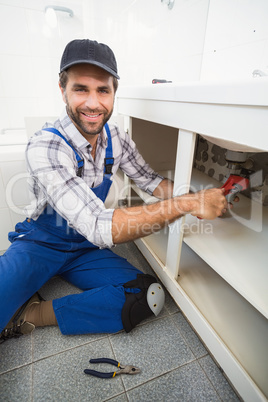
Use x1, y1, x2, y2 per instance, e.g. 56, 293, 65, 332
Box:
162, 0, 209, 57
1, 55, 37, 98
37, 97, 63, 119
201, 39, 267, 81
31, 56, 59, 98
0, 5, 30, 55
0, 99, 10, 128
230, 0, 268, 46
0, 0, 42, 9
57, 5, 84, 44
26, 9, 54, 58
6, 98, 40, 128
202, 0, 236, 52
201, 0, 268, 80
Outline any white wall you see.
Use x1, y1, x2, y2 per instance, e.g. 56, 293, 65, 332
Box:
83, 0, 210, 86
84, 0, 268, 86
0, 0, 85, 133
0, 0, 86, 252
201, 0, 268, 80
0, 0, 267, 132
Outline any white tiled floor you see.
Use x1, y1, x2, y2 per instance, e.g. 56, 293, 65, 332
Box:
0, 243, 241, 401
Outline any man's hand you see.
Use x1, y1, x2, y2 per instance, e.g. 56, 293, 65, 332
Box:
188, 188, 228, 220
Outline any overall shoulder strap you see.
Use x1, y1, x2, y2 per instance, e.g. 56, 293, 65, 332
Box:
104, 123, 114, 178
42, 127, 84, 177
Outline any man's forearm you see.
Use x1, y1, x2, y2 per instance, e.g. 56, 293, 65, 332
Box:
152, 178, 174, 199
112, 196, 187, 244
112, 188, 227, 244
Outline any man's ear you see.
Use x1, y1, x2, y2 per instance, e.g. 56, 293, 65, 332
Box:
59, 83, 67, 104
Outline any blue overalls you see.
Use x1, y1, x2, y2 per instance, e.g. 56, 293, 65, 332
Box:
0, 124, 142, 335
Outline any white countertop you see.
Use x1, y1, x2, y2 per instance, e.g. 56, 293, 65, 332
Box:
117, 78, 268, 152
118, 78, 268, 106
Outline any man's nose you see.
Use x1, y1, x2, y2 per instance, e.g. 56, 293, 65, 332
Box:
85, 92, 99, 110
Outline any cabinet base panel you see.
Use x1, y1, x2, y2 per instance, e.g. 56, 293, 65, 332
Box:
134, 238, 267, 402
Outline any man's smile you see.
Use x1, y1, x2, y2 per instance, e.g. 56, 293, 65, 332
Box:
81, 111, 102, 121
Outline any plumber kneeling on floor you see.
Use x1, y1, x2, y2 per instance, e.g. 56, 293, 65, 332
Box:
0, 39, 228, 342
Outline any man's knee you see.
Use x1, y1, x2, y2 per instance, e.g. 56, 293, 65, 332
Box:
121, 274, 165, 333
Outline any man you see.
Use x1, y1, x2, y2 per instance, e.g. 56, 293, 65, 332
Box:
0, 39, 228, 342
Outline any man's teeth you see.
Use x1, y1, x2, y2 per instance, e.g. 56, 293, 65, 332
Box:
84, 113, 99, 117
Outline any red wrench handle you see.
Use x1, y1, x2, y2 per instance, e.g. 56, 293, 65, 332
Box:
221, 175, 249, 203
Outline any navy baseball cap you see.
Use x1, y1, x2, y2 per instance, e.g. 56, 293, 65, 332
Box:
60, 39, 120, 79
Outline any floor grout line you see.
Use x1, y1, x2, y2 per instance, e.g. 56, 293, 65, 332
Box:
196, 354, 242, 401
103, 391, 128, 402
122, 359, 200, 396
0, 334, 109, 376
108, 334, 129, 396
0, 361, 33, 376
196, 357, 224, 402
170, 311, 211, 358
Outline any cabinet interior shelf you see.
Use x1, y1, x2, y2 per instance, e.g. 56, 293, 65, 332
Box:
131, 168, 268, 318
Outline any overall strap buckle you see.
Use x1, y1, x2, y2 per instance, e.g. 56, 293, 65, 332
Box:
103, 123, 114, 177
104, 157, 114, 175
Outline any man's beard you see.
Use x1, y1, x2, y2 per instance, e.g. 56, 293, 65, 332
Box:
66, 99, 113, 136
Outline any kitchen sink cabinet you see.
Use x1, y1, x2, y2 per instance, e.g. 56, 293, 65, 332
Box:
117, 79, 268, 402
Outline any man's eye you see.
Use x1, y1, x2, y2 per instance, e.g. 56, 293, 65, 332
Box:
75, 88, 86, 92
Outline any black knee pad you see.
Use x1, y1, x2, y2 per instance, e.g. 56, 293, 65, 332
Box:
121, 274, 165, 333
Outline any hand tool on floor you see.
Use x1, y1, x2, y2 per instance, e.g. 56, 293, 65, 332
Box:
84, 358, 141, 378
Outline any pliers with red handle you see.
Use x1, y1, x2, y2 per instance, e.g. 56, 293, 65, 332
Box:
84, 358, 141, 378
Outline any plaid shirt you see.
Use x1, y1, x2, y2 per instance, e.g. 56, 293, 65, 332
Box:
25, 110, 163, 248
